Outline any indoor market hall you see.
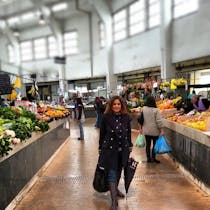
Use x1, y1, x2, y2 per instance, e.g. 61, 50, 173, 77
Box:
9, 118, 210, 210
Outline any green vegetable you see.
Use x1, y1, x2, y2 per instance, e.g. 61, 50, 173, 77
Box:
35, 121, 49, 132
0, 136, 12, 156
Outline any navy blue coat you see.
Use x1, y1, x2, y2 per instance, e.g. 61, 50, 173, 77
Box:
98, 113, 133, 170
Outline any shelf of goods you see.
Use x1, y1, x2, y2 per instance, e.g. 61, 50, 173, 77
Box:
0, 118, 70, 210
163, 119, 210, 190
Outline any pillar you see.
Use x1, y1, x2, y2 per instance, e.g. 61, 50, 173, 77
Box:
160, 0, 175, 82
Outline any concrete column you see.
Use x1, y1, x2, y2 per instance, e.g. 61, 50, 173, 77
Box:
160, 0, 175, 82
5, 24, 26, 97
91, 0, 118, 98
56, 34, 64, 57
105, 18, 118, 98
14, 43, 26, 97
56, 34, 67, 95
58, 64, 66, 96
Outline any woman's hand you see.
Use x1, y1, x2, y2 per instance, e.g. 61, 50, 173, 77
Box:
160, 128, 164, 136
139, 127, 143, 134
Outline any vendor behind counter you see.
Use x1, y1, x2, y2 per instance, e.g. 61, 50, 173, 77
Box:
186, 95, 209, 113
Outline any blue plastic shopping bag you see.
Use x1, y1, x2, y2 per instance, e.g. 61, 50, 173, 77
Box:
135, 134, 145, 148
154, 135, 171, 154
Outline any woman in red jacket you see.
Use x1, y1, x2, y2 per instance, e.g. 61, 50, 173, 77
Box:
99, 96, 133, 210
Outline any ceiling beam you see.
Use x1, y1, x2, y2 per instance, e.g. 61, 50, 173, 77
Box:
3, 21, 18, 45
31, 0, 64, 56
88, 0, 111, 23
31, 0, 62, 35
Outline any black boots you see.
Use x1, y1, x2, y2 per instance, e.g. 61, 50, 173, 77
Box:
109, 182, 118, 210
117, 189, 125, 198
151, 158, 160, 163
152, 151, 160, 163
146, 147, 160, 163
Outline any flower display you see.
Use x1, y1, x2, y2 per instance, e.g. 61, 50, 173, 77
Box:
4, 130, 15, 138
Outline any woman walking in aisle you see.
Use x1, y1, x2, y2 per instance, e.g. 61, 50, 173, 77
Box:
138, 96, 164, 163
76, 97, 85, 140
98, 95, 133, 210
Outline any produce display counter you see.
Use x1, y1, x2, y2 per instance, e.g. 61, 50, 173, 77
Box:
84, 105, 96, 118
65, 105, 96, 118
163, 119, 210, 189
0, 118, 70, 210
129, 112, 210, 190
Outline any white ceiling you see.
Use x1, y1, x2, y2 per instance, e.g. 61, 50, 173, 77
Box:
0, 0, 94, 30
0, 0, 111, 78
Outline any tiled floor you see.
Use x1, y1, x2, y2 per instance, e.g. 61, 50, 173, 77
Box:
13, 118, 210, 210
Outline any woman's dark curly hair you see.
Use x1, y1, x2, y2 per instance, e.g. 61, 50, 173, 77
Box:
104, 95, 128, 114
145, 96, 157, 108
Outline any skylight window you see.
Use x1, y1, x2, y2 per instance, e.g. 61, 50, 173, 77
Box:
52, 2, 68, 12
21, 12, 34, 21
113, 9, 127, 42
7, 16, 19, 25
20, 41, 33, 61
129, 0, 145, 36
99, 22, 105, 48
8, 45, 15, 63
64, 31, 79, 55
173, 0, 199, 19
34, 38, 47, 59
149, 0, 160, 28
48, 36, 57, 57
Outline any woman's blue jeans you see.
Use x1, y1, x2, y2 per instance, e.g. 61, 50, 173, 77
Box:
107, 169, 117, 183
107, 151, 123, 184
78, 120, 84, 139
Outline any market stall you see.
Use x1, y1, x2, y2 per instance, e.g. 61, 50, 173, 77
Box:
0, 117, 70, 210
129, 96, 210, 192
163, 119, 210, 189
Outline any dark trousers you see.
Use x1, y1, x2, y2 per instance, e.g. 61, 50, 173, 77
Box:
145, 135, 159, 160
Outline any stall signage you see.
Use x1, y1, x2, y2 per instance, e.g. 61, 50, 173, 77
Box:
0, 73, 11, 95
54, 56, 66, 64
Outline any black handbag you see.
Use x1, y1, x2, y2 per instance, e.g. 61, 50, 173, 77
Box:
93, 164, 109, 192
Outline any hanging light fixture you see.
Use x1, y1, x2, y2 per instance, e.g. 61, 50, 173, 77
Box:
13, 30, 19, 36
39, 14, 45, 25
13, 27, 19, 37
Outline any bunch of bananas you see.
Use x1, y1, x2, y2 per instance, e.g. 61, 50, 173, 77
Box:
28, 81, 39, 98
177, 78, 187, 86
13, 77, 21, 89
7, 77, 21, 101
172, 96, 182, 105
160, 81, 170, 89
171, 78, 187, 86
27, 86, 36, 95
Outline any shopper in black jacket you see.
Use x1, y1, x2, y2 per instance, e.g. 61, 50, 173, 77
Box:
99, 95, 133, 210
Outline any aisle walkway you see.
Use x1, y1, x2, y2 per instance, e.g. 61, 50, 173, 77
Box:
13, 118, 210, 210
